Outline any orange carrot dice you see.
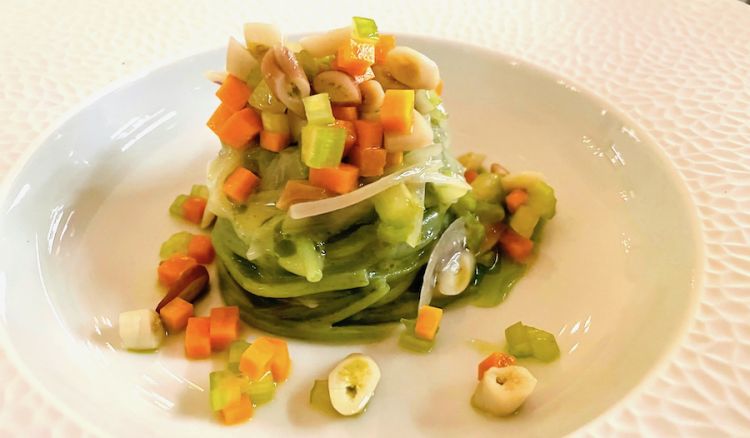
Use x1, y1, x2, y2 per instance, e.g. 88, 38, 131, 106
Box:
223, 167, 260, 204
499, 228, 534, 262
181, 196, 207, 224
255, 337, 291, 382
414, 305, 443, 341
158, 255, 198, 288
210, 306, 240, 351
505, 189, 529, 214
259, 130, 291, 152
239, 340, 275, 381
349, 146, 386, 177
380, 90, 414, 134
385, 151, 403, 168
353, 119, 383, 149
464, 169, 478, 184
477, 352, 516, 380
187, 234, 215, 264
217, 108, 262, 150
216, 75, 251, 111
207, 103, 235, 135
374, 34, 396, 64
332, 106, 358, 121
308, 164, 360, 194
336, 40, 375, 76
220, 395, 253, 425
185, 317, 211, 359
159, 297, 194, 332
333, 120, 357, 154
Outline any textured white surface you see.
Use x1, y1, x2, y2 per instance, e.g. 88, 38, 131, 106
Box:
0, 0, 749, 436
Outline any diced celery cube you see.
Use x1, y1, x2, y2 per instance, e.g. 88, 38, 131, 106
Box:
471, 172, 504, 202
372, 183, 425, 247
288, 111, 307, 144
261, 111, 290, 134
302, 93, 335, 126
158, 231, 193, 260
210, 370, 243, 411
300, 125, 345, 168
227, 340, 251, 373
244, 372, 276, 405
475, 201, 506, 224
249, 80, 286, 113
190, 184, 209, 198
352, 17, 379, 42
528, 327, 560, 362
509, 205, 540, 239
168, 194, 189, 217
505, 321, 533, 358
451, 192, 478, 216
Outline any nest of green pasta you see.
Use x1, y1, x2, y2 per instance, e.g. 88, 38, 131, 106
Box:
202, 20, 556, 342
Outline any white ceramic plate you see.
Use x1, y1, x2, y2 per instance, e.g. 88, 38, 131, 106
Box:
0, 36, 702, 437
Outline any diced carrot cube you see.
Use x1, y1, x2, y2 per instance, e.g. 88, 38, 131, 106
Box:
256, 337, 291, 382
185, 317, 211, 359
414, 305, 443, 341
216, 75, 251, 111
260, 130, 291, 152
505, 189, 529, 214
380, 90, 414, 134
220, 395, 253, 425
477, 352, 516, 380
308, 163, 360, 194
239, 340, 275, 381
217, 108, 262, 150
159, 297, 194, 332
464, 169, 478, 184
181, 196, 207, 224
336, 40, 375, 76
353, 119, 383, 149
223, 167, 260, 204
158, 255, 198, 288
385, 151, 403, 168
187, 234, 215, 264
333, 120, 357, 154
499, 228, 534, 262
349, 146, 386, 177
374, 34, 396, 64
332, 106, 358, 121
207, 103, 235, 135
210, 306, 240, 351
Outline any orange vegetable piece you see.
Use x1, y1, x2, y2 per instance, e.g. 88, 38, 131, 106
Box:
352, 67, 375, 84
259, 130, 290, 152
479, 222, 505, 253
464, 169, 478, 184
333, 120, 357, 154
217, 108, 263, 150
332, 106, 358, 121
220, 395, 254, 425
499, 228, 534, 262
414, 305, 443, 341
210, 306, 240, 351
159, 297, 194, 332
308, 163, 360, 194
181, 196, 207, 224
380, 89, 415, 134
336, 39, 375, 76
185, 317, 211, 359
223, 167, 260, 204
435, 79, 444, 96
187, 234, 215, 264
385, 151, 403, 168
374, 34, 396, 64
505, 189, 529, 214
239, 340, 275, 381
477, 352, 516, 380
353, 119, 383, 149
349, 146, 386, 177
255, 337, 291, 382
207, 103, 235, 135
215, 75, 251, 111
158, 255, 198, 288
276, 180, 332, 210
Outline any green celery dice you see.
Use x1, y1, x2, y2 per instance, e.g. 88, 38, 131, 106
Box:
528, 327, 561, 362
372, 183, 425, 247
169, 194, 188, 217
509, 205, 540, 239
249, 80, 286, 113
227, 340, 251, 373
159, 231, 193, 260
475, 201, 506, 224
505, 321, 533, 358
244, 372, 276, 406
261, 111, 290, 134
300, 125, 346, 168
190, 184, 209, 198
302, 93, 335, 125
471, 172, 504, 202
209, 371, 243, 411
352, 16, 379, 42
